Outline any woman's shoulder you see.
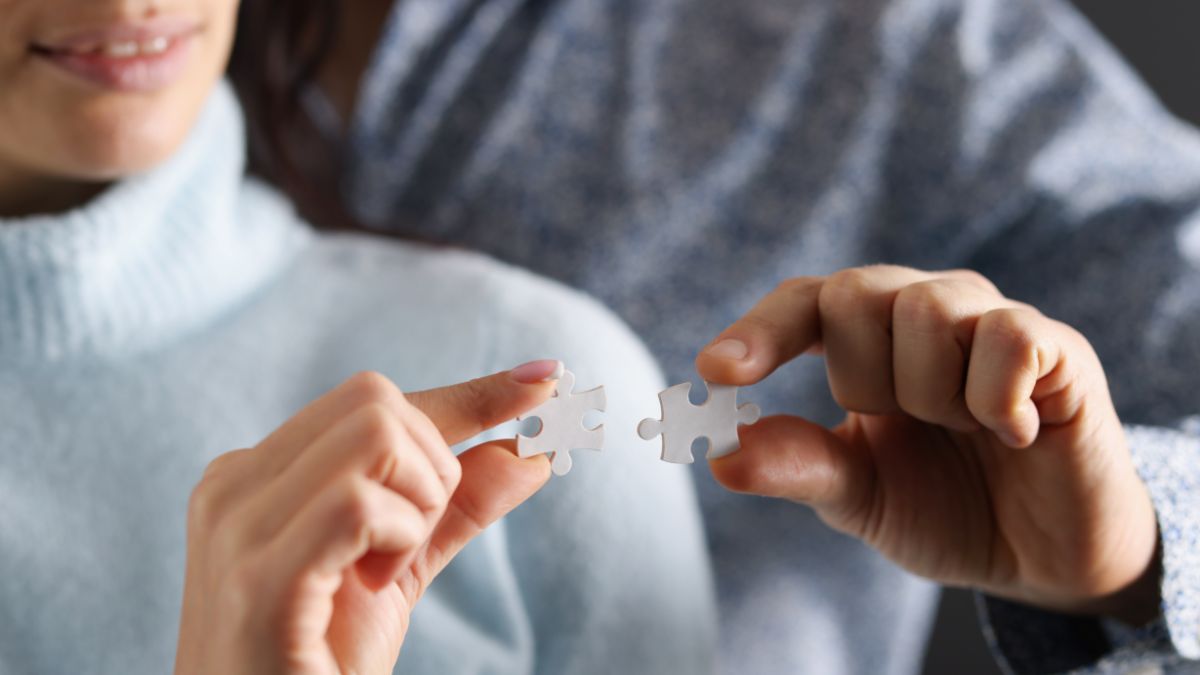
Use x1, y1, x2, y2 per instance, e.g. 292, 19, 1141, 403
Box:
300, 230, 621, 325
280, 229, 665, 394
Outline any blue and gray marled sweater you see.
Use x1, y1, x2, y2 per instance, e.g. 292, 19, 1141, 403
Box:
338, 0, 1200, 672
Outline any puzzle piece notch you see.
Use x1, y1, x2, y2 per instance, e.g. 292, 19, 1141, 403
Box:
638, 382, 760, 464
516, 369, 606, 476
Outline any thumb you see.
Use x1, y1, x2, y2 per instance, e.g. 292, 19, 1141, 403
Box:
710, 415, 875, 531
695, 277, 822, 386
401, 440, 550, 602
405, 359, 564, 445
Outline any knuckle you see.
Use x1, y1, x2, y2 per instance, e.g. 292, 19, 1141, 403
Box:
397, 509, 432, 548
978, 307, 1038, 351
1056, 321, 1093, 353
346, 371, 404, 406
819, 266, 902, 322
441, 453, 464, 492
947, 268, 1000, 294
335, 480, 378, 538
355, 412, 407, 484
202, 499, 257, 565
1008, 299, 1045, 318
187, 480, 220, 532
822, 267, 877, 305
354, 403, 405, 453
189, 451, 248, 531
405, 413, 461, 494
866, 263, 918, 275
406, 462, 452, 516
773, 276, 822, 296
892, 281, 958, 333
199, 447, 250, 481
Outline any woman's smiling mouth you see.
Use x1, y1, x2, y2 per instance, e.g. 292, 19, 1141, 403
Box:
29, 17, 203, 92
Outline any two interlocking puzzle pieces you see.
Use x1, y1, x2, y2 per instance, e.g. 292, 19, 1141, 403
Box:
516, 369, 761, 475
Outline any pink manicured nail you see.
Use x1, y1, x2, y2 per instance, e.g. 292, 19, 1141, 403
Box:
705, 339, 749, 361
509, 359, 564, 384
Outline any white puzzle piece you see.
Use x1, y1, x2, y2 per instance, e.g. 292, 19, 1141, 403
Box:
638, 382, 761, 464
517, 369, 606, 475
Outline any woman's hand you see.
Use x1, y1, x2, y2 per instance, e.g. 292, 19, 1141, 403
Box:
174, 364, 561, 675
698, 266, 1160, 623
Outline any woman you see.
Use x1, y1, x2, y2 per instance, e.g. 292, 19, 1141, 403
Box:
0, 1, 716, 673
242, 0, 1200, 673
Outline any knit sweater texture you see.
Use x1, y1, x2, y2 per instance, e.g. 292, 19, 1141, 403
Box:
339, 0, 1200, 672
0, 83, 718, 674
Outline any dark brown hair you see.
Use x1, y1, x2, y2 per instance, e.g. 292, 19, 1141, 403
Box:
227, 0, 352, 229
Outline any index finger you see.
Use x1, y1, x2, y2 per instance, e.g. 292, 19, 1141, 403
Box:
254, 362, 559, 480
696, 277, 823, 386
404, 361, 562, 446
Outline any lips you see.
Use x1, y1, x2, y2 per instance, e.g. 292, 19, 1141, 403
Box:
29, 17, 203, 92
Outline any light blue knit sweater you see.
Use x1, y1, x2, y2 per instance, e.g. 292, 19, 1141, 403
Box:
0, 83, 717, 674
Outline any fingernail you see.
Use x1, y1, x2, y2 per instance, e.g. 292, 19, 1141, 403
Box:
509, 359, 564, 384
705, 339, 749, 361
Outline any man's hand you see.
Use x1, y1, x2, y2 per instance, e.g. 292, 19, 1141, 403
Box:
697, 266, 1160, 623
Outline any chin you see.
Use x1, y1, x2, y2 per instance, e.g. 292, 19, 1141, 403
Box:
46, 85, 213, 181
65, 120, 196, 181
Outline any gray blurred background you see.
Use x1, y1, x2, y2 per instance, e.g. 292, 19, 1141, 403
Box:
921, 2, 1200, 673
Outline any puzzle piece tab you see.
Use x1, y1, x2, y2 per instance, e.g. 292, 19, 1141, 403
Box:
638, 382, 760, 464
517, 369, 606, 475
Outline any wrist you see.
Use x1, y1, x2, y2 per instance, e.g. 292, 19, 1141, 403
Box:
986, 483, 1162, 624
1097, 531, 1163, 627
1040, 518, 1163, 626
1082, 483, 1163, 627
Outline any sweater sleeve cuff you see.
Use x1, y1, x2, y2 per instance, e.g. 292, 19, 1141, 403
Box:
975, 424, 1200, 673
1126, 424, 1200, 659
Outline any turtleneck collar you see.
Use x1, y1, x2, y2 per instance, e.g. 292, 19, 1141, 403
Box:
0, 82, 312, 364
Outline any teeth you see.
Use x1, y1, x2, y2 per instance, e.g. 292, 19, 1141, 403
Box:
141, 36, 170, 55
44, 35, 177, 58
102, 41, 139, 58
86, 37, 172, 59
